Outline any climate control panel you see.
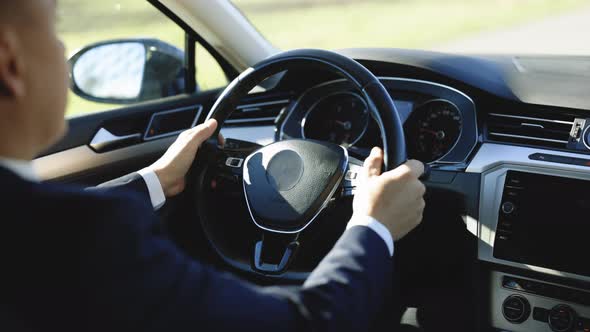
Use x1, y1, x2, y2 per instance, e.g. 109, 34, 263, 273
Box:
491, 272, 590, 332
503, 295, 531, 324
548, 305, 576, 332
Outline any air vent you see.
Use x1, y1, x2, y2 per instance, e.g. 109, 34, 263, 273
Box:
487, 109, 575, 149
226, 98, 291, 126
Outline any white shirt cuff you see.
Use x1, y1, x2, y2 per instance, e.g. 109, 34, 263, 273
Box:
138, 168, 166, 211
346, 215, 394, 256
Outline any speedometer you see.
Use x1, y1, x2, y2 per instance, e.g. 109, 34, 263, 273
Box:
302, 92, 369, 147
406, 99, 462, 163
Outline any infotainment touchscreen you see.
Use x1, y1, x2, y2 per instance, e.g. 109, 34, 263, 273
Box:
493, 171, 590, 277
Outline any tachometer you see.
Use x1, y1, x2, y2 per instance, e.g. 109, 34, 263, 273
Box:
406, 99, 462, 163
302, 92, 369, 147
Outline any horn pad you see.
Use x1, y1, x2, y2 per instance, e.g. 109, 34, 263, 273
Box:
243, 139, 348, 233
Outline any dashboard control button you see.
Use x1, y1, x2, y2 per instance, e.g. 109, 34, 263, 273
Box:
505, 190, 519, 198
503, 277, 525, 291
548, 305, 575, 332
507, 176, 523, 186
522, 280, 539, 293
501, 276, 590, 307
529, 153, 548, 161
502, 295, 530, 324
501, 201, 516, 214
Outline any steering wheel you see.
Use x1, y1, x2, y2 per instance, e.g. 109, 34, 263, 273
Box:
193, 49, 406, 277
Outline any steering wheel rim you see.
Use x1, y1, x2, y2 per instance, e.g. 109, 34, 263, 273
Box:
205, 49, 406, 170
198, 49, 407, 275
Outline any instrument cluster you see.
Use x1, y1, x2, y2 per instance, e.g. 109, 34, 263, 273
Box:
279, 78, 478, 165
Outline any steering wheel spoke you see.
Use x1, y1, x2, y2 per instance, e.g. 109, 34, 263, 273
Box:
253, 232, 300, 275
195, 49, 408, 278
199, 138, 262, 183
342, 156, 364, 197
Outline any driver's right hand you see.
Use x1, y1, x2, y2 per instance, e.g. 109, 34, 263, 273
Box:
352, 147, 426, 241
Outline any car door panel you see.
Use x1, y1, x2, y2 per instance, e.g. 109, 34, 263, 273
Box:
36, 90, 221, 185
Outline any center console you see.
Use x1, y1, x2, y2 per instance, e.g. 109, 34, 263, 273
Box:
491, 171, 590, 332
468, 144, 590, 332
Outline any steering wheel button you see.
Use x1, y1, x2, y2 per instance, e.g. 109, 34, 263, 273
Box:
226, 157, 244, 168
345, 171, 357, 180
501, 201, 516, 214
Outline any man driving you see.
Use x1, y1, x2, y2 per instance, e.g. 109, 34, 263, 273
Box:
0, 1, 425, 331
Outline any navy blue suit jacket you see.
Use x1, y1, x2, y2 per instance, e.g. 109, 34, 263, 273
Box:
1, 166, 392, 331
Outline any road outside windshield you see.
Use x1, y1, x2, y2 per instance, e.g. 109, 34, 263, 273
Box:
232, 0, 590, 55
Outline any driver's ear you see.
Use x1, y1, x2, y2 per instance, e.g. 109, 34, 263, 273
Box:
0, 29, 26, 99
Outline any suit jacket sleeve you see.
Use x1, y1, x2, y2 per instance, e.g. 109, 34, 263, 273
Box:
80, 192, 392, 332
91, 172, 151, 203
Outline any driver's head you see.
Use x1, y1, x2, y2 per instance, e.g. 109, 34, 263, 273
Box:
0, 0, 68, 160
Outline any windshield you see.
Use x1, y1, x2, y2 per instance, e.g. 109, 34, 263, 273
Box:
232, 0, 588, 55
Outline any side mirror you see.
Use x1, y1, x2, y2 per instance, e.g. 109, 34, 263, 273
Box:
68, 38, 186, 104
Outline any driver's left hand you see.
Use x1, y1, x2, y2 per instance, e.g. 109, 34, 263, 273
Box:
147, 119, 223, 197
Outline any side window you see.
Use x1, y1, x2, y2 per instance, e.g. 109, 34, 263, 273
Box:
196, 44, 228, 91
58, 1, 228, 117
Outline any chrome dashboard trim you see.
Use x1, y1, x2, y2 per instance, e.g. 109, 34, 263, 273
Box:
465, 143, 590, 174
467, 143, 590, 283
488, 112, 575, 125
488, 132, 569, 144
279, 76, 478, 166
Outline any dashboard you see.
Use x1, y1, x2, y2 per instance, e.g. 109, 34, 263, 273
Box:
219, 49, 590, 332
278, 77, 478, 165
